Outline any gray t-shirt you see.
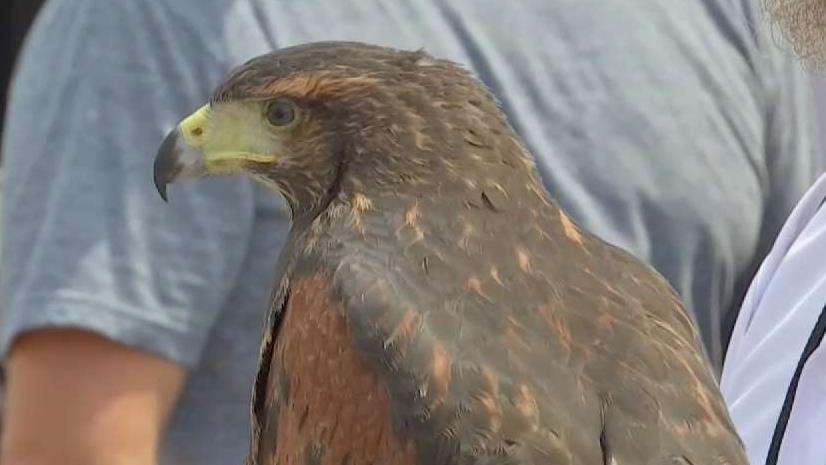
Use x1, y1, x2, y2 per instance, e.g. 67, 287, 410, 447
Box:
0, 1, 819, 464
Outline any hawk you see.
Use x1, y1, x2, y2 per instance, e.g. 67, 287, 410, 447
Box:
153, 41, 747, 465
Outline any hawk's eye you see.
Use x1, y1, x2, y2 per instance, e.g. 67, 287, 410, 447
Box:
265, 99, 296, 127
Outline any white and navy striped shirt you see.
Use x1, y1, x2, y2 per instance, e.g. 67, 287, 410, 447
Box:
722, 173, 826, 465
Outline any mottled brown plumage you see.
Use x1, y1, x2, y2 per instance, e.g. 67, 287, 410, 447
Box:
154, 41, 747, 465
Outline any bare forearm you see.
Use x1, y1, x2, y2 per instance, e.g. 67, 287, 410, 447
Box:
0, 329, 186, 465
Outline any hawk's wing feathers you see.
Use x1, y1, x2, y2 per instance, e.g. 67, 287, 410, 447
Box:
253, 197, 745, 465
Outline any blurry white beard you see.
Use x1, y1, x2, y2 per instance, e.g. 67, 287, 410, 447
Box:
765, 0, 826, 68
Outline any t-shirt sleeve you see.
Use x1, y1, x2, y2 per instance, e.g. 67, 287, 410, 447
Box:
737, 0, 825, 232
747, 0, 824, 256
724, 10, 825, 346
0, 1, 257, 368
761, 52, 823, 247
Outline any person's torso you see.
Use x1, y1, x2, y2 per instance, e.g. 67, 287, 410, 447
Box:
722, 173, 826, 465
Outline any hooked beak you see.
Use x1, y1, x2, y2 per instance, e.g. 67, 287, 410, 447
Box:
153, 105, 212, 202
153, 127, 207, 202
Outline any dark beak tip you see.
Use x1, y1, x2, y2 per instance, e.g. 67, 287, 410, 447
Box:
153, 128, 181, 203
153, 159, 170, 203
156, 182, 169, 203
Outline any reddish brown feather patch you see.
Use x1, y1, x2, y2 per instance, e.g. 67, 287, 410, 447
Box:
558, 210, 584, 245
512, 384, 540, 433
477, 367, 504, 433
260, 73, 379, 100
263, 275, 417, 465
384, 308, 421, 350
428, 343, 452, 408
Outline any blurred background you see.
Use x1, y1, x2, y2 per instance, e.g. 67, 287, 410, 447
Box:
816, 75, 826, 138
0, 2, 824, 465
0, 0, 46, 436
0, 0, 44, 144
2, 0, 824, 165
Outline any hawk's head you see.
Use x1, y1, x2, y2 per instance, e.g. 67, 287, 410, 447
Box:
154, 41, 521, 217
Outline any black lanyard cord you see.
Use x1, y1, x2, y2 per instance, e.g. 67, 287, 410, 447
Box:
764, 301, 826, 465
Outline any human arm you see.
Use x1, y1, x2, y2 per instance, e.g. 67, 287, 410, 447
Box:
1, 329, 185, 465
0, 0, 257, 462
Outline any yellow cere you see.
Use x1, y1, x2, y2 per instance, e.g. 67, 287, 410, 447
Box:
178, 103, 282, 173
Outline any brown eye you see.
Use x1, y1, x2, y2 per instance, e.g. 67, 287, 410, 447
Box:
265, 98, 297, 126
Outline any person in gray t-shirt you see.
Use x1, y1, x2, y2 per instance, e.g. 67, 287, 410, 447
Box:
0, 1, 819, 465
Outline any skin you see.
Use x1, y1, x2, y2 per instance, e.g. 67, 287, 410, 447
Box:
1, 329, 185, 465
764, 0, 826, 67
